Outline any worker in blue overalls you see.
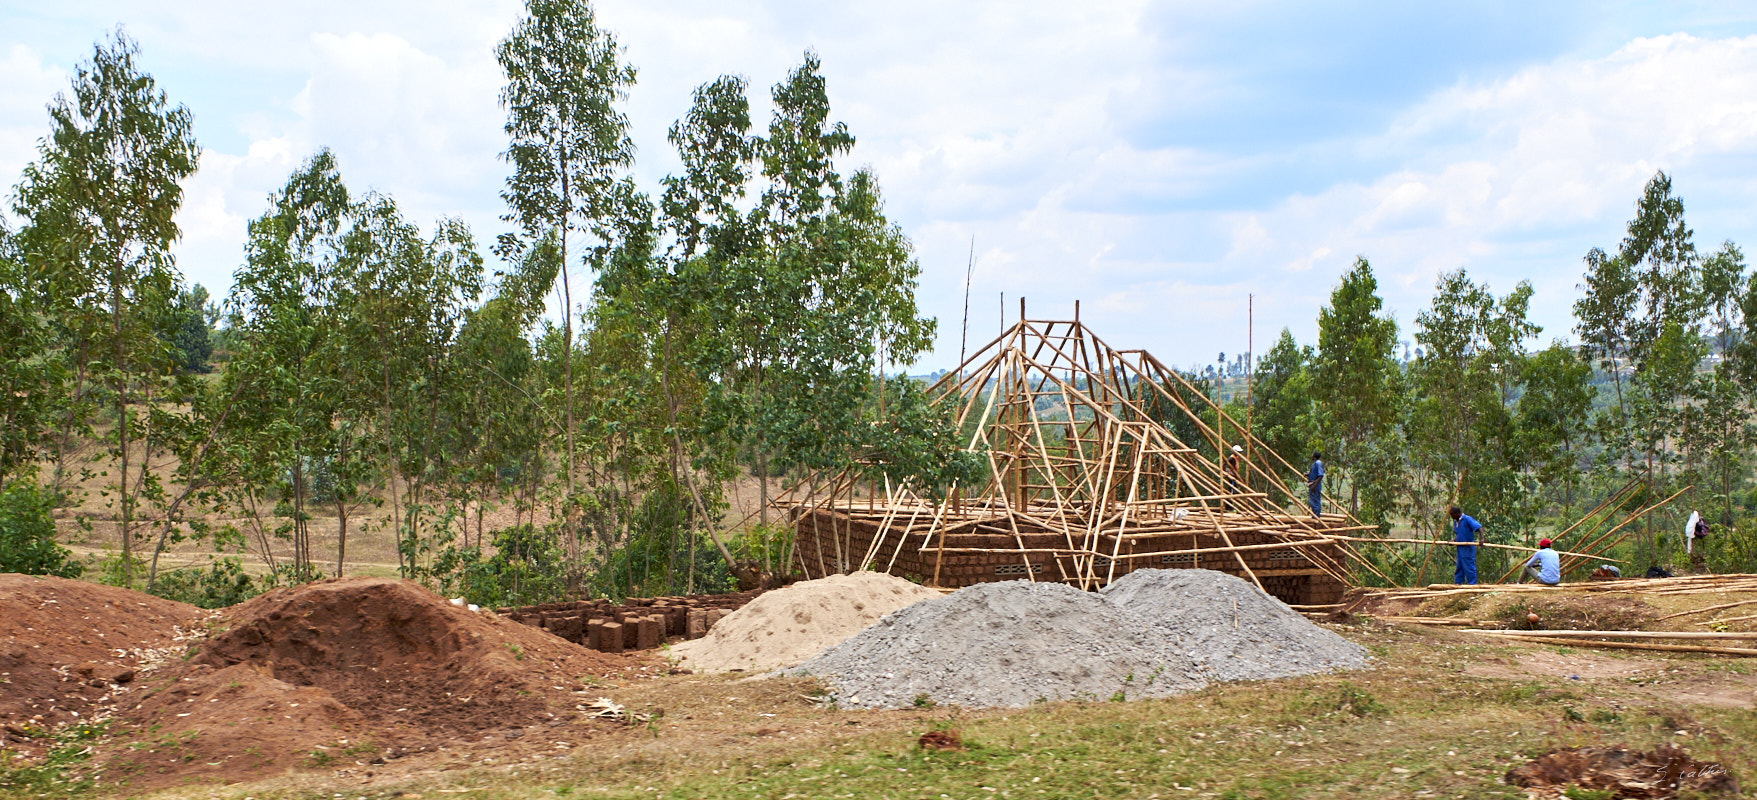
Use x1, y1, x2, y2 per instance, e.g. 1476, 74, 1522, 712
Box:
1448, 506, 1483, 585
1306, 453, 1324, 517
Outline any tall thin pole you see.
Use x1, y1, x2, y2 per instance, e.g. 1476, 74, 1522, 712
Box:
959, 236, 975, 374
1246, 293, 1253, 451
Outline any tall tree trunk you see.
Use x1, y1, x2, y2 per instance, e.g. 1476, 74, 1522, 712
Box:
293, 446, 307, 577
558, 149, 579, 571
53, 338, 92, 496
758, 451, 769, 527
382, 344, 403, 577
113, 271, 132, 586
336, 436, 348, 577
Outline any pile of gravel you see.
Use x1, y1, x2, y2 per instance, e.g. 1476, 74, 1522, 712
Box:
1102, 568, 1369, 682
790, 581, 1206, 709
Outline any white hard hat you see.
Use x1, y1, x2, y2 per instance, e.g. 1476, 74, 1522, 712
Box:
1232, 445, 1243, 453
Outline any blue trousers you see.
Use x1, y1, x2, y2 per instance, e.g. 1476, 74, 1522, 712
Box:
1308, 490, 1322, 516
1454, 546, 1477, 585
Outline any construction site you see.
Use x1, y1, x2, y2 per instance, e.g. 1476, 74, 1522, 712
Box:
783, 307, 1359, 607
3, 311, 1755, 800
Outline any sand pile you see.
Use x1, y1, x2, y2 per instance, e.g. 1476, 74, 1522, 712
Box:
105, 577, 642, 789
792, 581, 1207, 709
1102, 569, 1369, 681
0, 574, 205, 756
670, 571, 941, 672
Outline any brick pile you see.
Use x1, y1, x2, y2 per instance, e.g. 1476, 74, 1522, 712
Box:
496, 589, 766, 653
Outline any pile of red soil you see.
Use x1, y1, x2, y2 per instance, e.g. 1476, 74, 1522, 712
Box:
0, 574, 205, 756
105, 578, 642, 790
1506, 744, 1738, 798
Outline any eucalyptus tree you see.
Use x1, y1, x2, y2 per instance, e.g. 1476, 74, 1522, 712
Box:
226, 151, 352, 579
0, 225, 66, 489
734, 55, 938, 494
1313, 257, 1401, 517
8, 30, 199, 584
353, 208, 483, 578
1618, 173, 1703, 356
1249, 329, 1318, 479
1516, 343, 1594, 520
1400, 269, 1544, 565
1574, 247, 1637, 427
496, 0, 638, 560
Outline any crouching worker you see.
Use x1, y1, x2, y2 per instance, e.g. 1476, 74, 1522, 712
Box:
1519, 538, 1561, 586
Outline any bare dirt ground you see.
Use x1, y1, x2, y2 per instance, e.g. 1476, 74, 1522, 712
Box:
4, 575, 1755, 799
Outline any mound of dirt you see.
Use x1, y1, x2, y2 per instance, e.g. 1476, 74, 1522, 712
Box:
1102, 569, 1369, 681
1506, 743, 1737, 798
792, 581, 1207, 709
104, 577, 644, 790
669, 571, 941, 672
0, 574, 205, 756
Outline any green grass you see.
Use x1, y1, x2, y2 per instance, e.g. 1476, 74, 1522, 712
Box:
13, 628, 1755, 800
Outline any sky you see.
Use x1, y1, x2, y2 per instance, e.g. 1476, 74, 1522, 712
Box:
5, 2, 1757, 372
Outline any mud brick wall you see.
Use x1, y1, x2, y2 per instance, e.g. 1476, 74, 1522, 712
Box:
497, 589, 765, 653
791, 508, 1348, 607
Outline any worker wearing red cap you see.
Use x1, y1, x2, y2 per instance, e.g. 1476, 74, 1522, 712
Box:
1519, 538, 1561, 586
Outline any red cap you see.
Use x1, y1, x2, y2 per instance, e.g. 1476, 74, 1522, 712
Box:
1538, 538, 1553, 548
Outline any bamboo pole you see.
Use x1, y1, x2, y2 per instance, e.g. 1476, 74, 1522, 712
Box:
1657, 598, 1757, 620
1325, 536, 1623, 563
1460, 629, 1757, 641
1456, 633, 1757, 657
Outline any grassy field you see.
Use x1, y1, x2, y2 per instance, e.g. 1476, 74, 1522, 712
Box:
102, 619, 1754, 800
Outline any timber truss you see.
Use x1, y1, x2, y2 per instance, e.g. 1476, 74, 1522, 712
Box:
775, 309, 1398, 593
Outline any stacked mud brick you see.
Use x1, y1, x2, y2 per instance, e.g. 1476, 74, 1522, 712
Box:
497, 589, 765, 653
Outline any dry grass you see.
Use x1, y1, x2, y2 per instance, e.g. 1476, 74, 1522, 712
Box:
87, 620, 1756, 800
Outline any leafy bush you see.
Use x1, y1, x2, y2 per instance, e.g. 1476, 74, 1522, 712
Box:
438, 522, 572, 608
148, 557, 263, 608
0, 482, 82, 578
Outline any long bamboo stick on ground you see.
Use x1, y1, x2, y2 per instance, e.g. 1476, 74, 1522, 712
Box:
1460, 629, 1757, 641
1460, 633, 1757, 657
1657, 598, 1757, 620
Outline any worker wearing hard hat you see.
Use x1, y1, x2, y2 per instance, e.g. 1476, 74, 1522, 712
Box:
1518, 539, 1561, 586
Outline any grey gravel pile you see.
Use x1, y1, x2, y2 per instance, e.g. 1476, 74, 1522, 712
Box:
790, 581, 1206, 709
1102, 568, 1369, 682
791, 569, 1368, 709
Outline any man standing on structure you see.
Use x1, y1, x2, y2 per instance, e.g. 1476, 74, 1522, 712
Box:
1449, 506, 1483, 585
1519, 538, 1561, 585
1225, 445, 1243, 511
1306, 453, 1324, 517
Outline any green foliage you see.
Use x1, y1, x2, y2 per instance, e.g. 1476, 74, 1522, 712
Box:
437, 523, 571, 609
1250, 328, 1319, 471
0, 482, 82, 578
1333, 683, 1387, 718
1314, 257, 1401, 517
146, 557, 262, 609
0, 226, 69, 486
8, 29, 200, 586
163, 284, 214, 374
0, 720, 105, 796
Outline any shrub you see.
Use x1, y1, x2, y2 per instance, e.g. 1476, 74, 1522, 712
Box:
0, 482, 82, 578
149, 557, 263, 608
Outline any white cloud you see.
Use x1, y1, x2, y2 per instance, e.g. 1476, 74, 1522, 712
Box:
7, 7, 1757, 372
0, 46, 65, 219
